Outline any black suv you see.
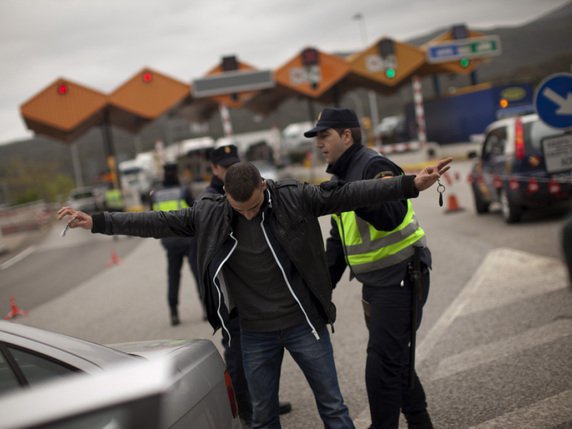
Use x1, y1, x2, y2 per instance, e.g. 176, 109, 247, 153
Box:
469, 113, 572, 223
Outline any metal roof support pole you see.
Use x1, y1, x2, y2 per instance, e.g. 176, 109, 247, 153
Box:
101, 108, 121, 190
70, 142, 84, 188
306, 98, 318, 183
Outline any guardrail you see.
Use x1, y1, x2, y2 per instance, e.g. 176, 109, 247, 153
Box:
0, 201, 53, 236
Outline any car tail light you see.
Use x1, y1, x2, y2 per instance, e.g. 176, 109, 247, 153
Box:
493, 175, 503, 189
224, 370, 239, 418
527, 178, 539, 193
515, 118, 525, 160
548, 178, 561, 194
509, 177, 520, 190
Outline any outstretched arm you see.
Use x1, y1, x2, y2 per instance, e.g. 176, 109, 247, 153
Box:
57, 207, 93, 230
413, 158, 452, 192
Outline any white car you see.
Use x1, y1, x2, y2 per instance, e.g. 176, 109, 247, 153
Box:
66, 187, 105, 214
0, 321, 242, 429
281, 121, 314, 156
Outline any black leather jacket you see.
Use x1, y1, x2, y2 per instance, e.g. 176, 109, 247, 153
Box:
91, 176, 419, 338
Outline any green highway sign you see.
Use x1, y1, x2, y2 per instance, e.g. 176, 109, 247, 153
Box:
426, 35, 501, 63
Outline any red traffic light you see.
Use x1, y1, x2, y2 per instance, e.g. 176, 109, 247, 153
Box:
142, 72, 153, 83
57, 83, 69, 95
301, 48, 319, 66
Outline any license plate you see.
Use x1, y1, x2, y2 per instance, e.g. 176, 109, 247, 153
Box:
542, 134, 572, 173
554, 171, 572, 183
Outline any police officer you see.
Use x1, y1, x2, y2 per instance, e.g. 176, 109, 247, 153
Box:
104, 184, 124, 212
305, 108, 434, 429
151, 162, 203, 326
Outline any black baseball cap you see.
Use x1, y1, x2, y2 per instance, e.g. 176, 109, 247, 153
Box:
303, 108, 360, 138
210, 144, 240, 167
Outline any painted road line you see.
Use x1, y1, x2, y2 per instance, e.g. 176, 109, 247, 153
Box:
461, 248, 567, 316
469, 390, 572, 429
0, 245, 36, 270
431, 318, 572, 381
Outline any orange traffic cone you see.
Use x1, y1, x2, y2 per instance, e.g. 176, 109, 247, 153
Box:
4, 294, 28, 320
107, 249, 122, 266
444, 171, 465, 214
445, 193, 464, 213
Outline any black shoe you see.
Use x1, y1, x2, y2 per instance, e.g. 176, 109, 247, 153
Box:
405, 410, 433, 429
170, 307, 180, 326
170, 314, 180, 326
279, 401, 292, 415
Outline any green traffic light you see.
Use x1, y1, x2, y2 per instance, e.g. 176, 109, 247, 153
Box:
459, 58, 470, 68
385, 68, 396, 79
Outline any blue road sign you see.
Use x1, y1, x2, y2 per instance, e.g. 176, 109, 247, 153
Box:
534, 73, 572, 129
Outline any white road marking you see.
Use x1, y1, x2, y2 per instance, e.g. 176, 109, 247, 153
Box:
0, 245, 36, 270
469, 390, 572, 429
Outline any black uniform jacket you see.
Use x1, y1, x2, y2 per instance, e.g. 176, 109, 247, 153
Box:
91, 176, 420, 336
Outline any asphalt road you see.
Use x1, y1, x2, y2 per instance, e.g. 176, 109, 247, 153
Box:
2, 158, 571, 428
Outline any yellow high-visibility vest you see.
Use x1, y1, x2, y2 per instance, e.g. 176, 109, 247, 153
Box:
332, 199, 426, 274
105, 189, 124, 210
152, 188, 189, 212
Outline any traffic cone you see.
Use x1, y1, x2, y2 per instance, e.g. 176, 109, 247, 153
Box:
4, 294, 28, 320
107, 249, 122, 266
444, 171, 465, 214
445, 193, 464, 213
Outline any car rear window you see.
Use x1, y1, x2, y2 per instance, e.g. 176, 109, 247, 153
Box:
71, 191, 94, 199
524, 120, 565, 150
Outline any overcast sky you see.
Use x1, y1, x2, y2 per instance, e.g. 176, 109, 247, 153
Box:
0, 0, 569, 144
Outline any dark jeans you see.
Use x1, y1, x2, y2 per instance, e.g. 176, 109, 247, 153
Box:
362, 268, 430, 429
162, 237, 200, 310
241, 323, 354, 429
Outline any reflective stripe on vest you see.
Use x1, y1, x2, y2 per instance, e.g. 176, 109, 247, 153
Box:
152, 188, 189, 211
332, 199, 426, 274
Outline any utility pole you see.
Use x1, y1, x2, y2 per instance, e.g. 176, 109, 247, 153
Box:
352, 13, 380, 131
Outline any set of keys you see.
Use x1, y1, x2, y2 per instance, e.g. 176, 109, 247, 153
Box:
437, 179, 446, 207
60, 218, 75, 237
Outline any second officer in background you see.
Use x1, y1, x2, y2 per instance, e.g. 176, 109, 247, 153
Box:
151, 162, 204, 326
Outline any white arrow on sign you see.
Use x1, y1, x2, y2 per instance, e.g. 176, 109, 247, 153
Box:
543, 87, 572, 115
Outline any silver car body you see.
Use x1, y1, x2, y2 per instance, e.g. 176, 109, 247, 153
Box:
0, 321, 242, 429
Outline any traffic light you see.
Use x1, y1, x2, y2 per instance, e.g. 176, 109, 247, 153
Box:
221, 55, 239, 100
378, 39, 397, 79
385, 68, 396, 79
301, 48, 320, 66
222, 55, 239, 72
451, 24, 469, 40
301, 48, 320, 89
459, 58, 471, 68
57, 83, 68, 95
